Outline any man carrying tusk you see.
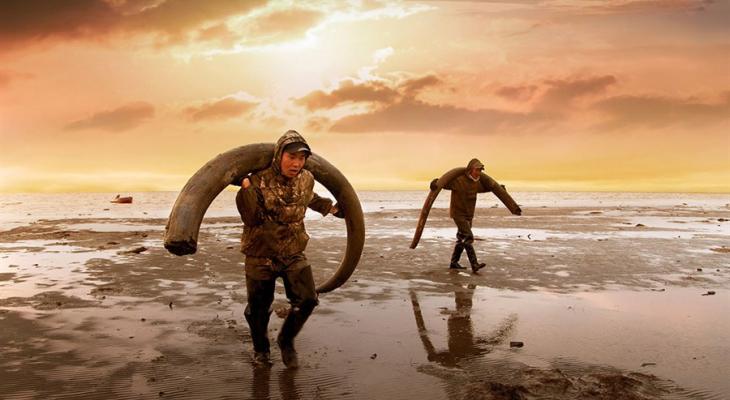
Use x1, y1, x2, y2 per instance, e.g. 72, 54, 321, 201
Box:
235, 130, 343, 368
431, 158, 521, 274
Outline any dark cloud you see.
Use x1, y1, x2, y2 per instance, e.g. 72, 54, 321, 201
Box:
495, 84, 539, 102
593, 92, 730, 130
65, 102, 155, 132
330, 98, 550, 134
296, 80, 400, 111
183, 97, 257, 122
0, 0, 266, 50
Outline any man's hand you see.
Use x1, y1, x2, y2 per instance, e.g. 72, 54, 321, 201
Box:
242, 177, 251, 189
429, 178, 438, 191
331, 203, 345, 218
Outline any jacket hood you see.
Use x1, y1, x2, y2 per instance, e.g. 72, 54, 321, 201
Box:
272, 130, 310, 175
466, 158, 484, 171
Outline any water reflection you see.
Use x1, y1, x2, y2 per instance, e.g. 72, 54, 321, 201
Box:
410, 285, 513, 367
251, 366, 300, 400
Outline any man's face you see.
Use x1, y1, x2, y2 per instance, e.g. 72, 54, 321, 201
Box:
469, 167, 482, 179
280, 151, 307, 178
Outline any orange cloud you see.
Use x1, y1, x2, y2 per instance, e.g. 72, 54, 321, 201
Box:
329, 98, 548, 134
65, 102, 155, 132
495, 84, 539, 102
183, 97, 257, 122
0, 69, 33, 87
296, 80, 400, 111
593, 92, 730, 130
247, 8, 324, 44
296, 74, 442, 111
539, 75, 617, 107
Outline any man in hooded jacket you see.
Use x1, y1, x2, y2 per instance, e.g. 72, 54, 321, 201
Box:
434, 158, 521, 273
235, 130, 342, 368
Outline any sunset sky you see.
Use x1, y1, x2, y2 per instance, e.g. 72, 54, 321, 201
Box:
1, 0, 728, 193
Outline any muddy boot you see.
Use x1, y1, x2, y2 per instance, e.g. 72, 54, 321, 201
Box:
449, 243, 466, 269
277, 304, 314, 369
245, 307, 272, 367
252, 351, 272, 367
465, 245, 486, 273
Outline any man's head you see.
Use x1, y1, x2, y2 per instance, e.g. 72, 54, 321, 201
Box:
280, 140, 311, 178
467, 158, 484, 179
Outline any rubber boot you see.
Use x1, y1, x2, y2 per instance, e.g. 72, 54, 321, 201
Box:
245, 306, 272, 367
465, 245, 486, 273
449, 243, 466, 270
276, 304, 314, 368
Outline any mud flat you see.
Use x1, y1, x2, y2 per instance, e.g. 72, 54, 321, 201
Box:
1, 202, 729, 399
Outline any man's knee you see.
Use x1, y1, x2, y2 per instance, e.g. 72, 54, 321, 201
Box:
291, 294, 318, 314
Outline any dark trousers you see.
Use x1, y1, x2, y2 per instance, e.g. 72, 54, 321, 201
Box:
244, 254, 318, 353
451, 218, 480, 266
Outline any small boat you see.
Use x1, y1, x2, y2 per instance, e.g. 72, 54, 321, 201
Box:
111, 194, 133, 204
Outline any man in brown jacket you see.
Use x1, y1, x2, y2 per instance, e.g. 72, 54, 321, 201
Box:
235, 130, 342, 368
436, 158, 521, 273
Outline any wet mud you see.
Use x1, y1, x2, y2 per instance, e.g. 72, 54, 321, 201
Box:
1, 205, 729, 399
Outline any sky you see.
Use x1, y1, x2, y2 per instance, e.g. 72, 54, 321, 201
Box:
1, 0, 728, 193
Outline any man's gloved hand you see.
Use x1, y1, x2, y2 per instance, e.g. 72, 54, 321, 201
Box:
331, 203, 345, 218
429, 178, 438, 191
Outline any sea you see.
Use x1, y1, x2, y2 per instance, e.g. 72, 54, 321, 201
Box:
0, 191, 728, 231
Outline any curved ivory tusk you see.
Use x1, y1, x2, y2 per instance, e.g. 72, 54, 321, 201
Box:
410, 168, 463, 249
163, 143, 364, 294
410, 167, 520, 249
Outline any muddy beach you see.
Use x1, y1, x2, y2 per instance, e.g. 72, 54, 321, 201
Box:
1, 193, 729, 399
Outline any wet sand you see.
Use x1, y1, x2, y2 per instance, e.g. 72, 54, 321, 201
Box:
1, 203, 729, 399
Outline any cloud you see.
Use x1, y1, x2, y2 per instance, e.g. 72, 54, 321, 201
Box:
585, 0, 715, 13
330, 98, 549, 134
296, 74, 443, 112
65, 102, 155, 132
495, 84, 539, 102
0, 69, 33, 87
247, 7, 325, 44
183, 97, 257, 122
593, 92, 730, 130
296, 80, 400, 111
539, 75, 617, 107
399, 75, 442, 97
0, 0, 266, 50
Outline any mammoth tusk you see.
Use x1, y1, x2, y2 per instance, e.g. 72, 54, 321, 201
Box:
163, 143, 364, 294
410, 168, 463, 249
410, 167, 520, 249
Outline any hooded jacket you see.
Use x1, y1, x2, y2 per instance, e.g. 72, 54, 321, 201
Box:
237, 130, 333, 257
444, 158, 490, 220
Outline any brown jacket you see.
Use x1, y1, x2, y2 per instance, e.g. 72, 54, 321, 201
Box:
237, 131, 332, 257
444, 159, 490, 220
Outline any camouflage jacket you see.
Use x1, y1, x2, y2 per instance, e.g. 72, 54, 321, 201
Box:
236, 132, 333, 258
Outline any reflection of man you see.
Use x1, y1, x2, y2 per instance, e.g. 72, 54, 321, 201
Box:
236, 130, 343, 368
432, 158, 521, 273
410, 285, 483, 367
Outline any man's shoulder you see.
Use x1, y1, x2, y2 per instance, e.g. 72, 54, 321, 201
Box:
299, 169, 314, 181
